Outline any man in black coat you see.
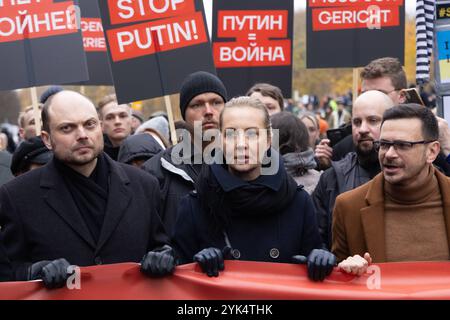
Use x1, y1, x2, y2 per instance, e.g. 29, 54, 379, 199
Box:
0, 90, 175, 286
143, 71, 228, 236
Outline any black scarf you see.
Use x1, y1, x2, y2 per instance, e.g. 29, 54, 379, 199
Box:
196, 152, 298, 235
54, 153, 109, 244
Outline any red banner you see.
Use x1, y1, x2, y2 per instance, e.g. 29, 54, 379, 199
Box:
1, 261, 450, 300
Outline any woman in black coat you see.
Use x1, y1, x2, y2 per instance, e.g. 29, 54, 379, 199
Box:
173, 96, 336, 281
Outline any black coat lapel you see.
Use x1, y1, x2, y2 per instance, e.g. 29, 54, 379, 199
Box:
95, 159, 132, 254
41, 160, 97, 250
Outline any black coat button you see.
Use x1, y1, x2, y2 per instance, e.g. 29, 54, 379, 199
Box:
231, 249, 241, 259
270, 248, 280, 259
94, 256, 102, 265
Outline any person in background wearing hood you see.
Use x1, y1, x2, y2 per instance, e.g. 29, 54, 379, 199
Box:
135, 115, 171, 149
118, 133, 164, 168
271, 112, 321, 194
11, 137, 52, 176
97, 94, 132, 161
173, 97, 335, 282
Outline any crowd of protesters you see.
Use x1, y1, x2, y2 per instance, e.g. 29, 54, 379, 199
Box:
0, 56, 449, 288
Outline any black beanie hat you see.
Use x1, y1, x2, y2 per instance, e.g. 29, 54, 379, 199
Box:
179, 71, 227, 120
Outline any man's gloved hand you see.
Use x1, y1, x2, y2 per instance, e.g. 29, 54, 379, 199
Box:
141, 245, 176, 277
28, 258, 72, 289
292, 249, 336, 282
193, 247, 229, 277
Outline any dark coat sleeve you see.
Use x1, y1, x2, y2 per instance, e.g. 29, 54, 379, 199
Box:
299, 191, 323, 256
0, 185, 31, 281
172, 195, 199, 265
145, 173, 172, 252
0, 238, 12, 281
311, 169, 336, 250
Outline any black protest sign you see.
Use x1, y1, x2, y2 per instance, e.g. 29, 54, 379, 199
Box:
98, 0, 215, 104
437, 2, 450, 21
77, 0, 112, 85
0, 0, 88, 90
307, 0, 405, 68
212, 0, 293, 98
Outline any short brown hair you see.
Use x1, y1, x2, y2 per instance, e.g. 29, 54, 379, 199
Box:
97, 94, 118, 118
382, 104, 438, 141
360, 57, 407, 90
246, 83, 284, 111
97, 94, 131, 119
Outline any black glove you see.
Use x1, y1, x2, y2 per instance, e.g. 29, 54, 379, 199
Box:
141, 245, 176, 277
193, 247, 231, 277
292, 249, 336, 282
28, 258, 72, 289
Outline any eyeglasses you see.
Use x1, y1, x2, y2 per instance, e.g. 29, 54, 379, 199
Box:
374, 140, 436, 152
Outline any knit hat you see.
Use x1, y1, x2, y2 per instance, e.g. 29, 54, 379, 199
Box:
11, 136, 52, 176
131, 110, 144, 123
179, 71, 227, 120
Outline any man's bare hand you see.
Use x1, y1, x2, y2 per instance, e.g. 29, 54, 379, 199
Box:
337, 252, 372, 276
315, 139, 333, 170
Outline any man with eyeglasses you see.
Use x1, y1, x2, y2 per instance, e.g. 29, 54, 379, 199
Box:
315, 57, 450, 176
333, 104, 450, 275
143, 71, 227, 236
312, 90, 394, 249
